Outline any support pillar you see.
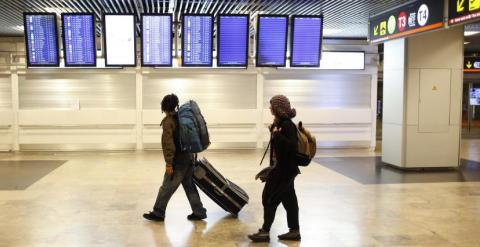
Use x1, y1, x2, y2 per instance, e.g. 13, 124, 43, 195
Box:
382, 26, 464, 168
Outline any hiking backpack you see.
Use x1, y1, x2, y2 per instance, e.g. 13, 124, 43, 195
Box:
177, 100, 210, 153
296, 121, 316, 166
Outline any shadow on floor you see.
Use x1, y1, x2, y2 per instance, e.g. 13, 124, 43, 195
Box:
314, 157, 480, 184
0, 160, 67, 190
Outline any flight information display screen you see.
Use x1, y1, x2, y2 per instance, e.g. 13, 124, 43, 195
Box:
291, 16, 323, 67
104, 14, 136, 66
217, 15, 249, 67
24, 13, 59, 67
142, 14, 172, 67
256, 15, 288, 67
62, 14, 96, 67
182, 15, 213, 66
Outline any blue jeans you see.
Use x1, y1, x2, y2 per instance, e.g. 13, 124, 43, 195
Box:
153, 157, 206, 218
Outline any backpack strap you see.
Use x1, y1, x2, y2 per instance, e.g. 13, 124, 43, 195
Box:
259, 139, 271, 166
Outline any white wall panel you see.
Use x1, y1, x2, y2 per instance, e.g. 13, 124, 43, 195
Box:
19, 110, 136, 126
418, 69, 451, 133
0, 110, 13, 151
0, 110, 13, 126
263, 108, 372, 125
19, 73, 136, 109
0, 75, 12, 151
143, 73, 257, 109
263, 73, 371, 108
143, 109, 258, 125
382, 39, 406, 167
0, 75, 11, 109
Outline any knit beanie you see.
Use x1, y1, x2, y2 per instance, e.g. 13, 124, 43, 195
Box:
270, 95, 296, 119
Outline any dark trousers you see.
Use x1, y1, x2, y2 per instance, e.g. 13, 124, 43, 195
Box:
262, 175, 299, 231
152, 157, 206, 218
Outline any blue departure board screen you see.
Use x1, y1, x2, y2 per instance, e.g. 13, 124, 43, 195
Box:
142, 14, 172, 67
291, 16, 323, 67
24, 13, 59, 67
62, 14, 96, 67
218, 15, 249, 67
182, 15, 213, 66
256, 15, 288, 67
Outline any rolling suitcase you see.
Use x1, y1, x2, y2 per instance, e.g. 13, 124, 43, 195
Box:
193, 157, 249, 216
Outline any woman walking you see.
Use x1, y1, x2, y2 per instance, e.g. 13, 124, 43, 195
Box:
248, 95, 301, 242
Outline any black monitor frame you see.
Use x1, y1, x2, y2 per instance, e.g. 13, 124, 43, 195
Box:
140, 13, 173, 67
181, 14, 214, 67
23, 12, 60, 67
290, 15, 323, 68
217, 14, 250, 68
102, 13, 137, 67
61, 12, 97, 67
255, 14, 289, 68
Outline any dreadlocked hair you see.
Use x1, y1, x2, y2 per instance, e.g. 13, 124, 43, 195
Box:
161, 94, 179, 113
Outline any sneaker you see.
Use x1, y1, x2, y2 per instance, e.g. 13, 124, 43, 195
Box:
143, 212, 164, 222
278, 229, 301, 241
187, 213, 207, 221
248, 228, 270, 242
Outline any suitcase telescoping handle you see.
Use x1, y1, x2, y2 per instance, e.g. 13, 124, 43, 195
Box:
214, 187, 223, 197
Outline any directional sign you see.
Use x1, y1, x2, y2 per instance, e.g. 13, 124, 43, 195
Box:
369, 0, 444, 43
449, 0, 480, 25
465, 57, 480, 72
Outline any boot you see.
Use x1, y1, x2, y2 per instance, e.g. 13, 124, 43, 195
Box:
248, 228, 270, 242
278, 229, 301, 241
187, 213, 207, 221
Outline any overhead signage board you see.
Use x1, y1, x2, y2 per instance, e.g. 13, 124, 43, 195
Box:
24, 13, 60, 67
290, 15, 323, 67
103, 14, 136, 67
470, 88, 480, 105
449, 0, 480, 25
182, 14, 213, 67
141, 14, 172, 67
369, 0, 444, 43
62, 13, 96, 67
217, 14, 249, 67
256, 15, 288, 67
464, 57, 480, 72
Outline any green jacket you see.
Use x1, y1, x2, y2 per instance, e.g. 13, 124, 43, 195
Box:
161, 112, 192, 165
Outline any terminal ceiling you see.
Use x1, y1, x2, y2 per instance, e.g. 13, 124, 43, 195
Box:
0, 0, 412, 38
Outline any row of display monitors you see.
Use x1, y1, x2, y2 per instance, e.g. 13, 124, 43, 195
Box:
23, 13, 323, 68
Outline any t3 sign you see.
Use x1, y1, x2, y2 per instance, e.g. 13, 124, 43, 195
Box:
369, 0, 444, 43
449, 0, 480, 25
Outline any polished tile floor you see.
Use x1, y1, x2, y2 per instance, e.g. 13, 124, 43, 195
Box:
0, 141, 480, 246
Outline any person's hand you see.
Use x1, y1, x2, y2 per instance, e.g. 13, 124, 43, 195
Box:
166, 164, 174, 175
272, 127, 282, 133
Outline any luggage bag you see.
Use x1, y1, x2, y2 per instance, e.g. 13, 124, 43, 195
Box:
193, 157, 249, 216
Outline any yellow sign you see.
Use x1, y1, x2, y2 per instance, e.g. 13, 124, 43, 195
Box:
467, 60, 473, 68
470, 0, 480, 11
380, 21, 387, 35
374, 25, 379, 36
458, 0, 465, 12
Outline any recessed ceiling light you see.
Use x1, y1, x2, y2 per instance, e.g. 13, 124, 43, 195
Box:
465, 41, 471, 45
323, 28, 343, 36
465, 31, 480, 36
44, 7, 71, 13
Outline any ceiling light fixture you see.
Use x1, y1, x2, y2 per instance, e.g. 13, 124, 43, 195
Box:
464, 31, 480, 37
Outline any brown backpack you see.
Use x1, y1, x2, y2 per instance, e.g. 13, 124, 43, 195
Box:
296, 121, 317, 166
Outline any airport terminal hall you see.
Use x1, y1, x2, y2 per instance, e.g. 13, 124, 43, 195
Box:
3, 0, 480, 246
